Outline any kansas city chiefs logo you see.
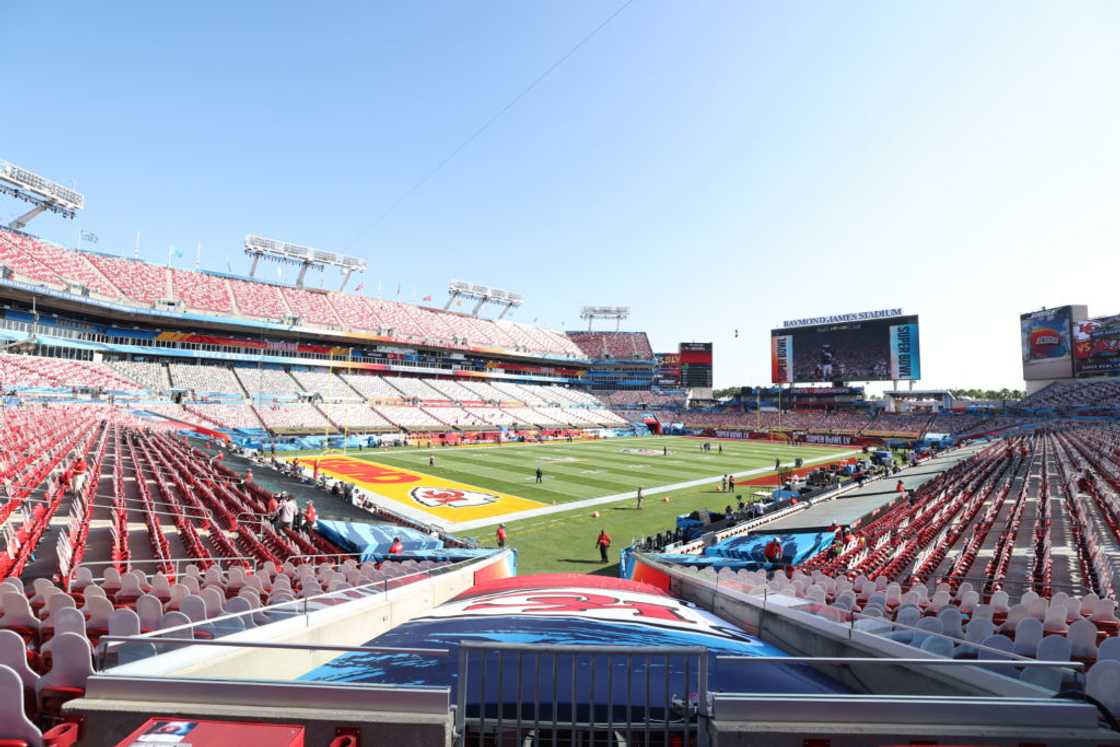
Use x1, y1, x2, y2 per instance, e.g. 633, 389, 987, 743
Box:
411, 486, 499, 508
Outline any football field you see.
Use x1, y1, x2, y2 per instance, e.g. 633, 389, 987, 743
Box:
296, 435, 855, 574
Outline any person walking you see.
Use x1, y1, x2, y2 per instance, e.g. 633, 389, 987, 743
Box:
70, 456, 88, 498
596, 529, 612, 563
302, 500, 318, 533
535, 466, 543, 484
429, 455, 435, 467
496, 524, 507, 548
278, 494, 298, 532
728, 475, 735, 492
635, 488, 644, 510
718, 444, 723, 455
721, 474, 728, 493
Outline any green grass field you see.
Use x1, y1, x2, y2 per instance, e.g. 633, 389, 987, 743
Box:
305, 435, 854, 575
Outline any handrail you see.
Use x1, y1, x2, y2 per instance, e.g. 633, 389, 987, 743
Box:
716, 655, 1080, 669
97, 636, 448, 657
127, 561, 452, 640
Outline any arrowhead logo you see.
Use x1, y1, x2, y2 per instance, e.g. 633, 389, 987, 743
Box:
411, 486, 499, 508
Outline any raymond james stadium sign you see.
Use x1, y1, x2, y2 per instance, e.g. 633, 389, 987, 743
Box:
783, 308, 903, 329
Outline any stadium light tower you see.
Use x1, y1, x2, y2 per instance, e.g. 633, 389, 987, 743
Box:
444, 280, 523, 318
244, 234, 367, 290
580, 305, 630, 331
0, 160, 85, 229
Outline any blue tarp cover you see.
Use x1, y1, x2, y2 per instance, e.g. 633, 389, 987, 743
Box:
316, 519, 442, 561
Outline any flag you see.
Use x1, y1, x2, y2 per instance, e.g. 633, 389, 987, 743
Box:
80, 231, 98, 244
354, 282, 365, 293
422, 295, 432, 302
395, 284, 401, 297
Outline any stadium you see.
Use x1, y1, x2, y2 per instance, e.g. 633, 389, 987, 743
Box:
0, 156, 1119, 747
3, 5, 1120, 745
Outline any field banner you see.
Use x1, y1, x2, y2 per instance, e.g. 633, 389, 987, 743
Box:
1073, 314, 1120, 378
309, 455, 545, 523
771, 335, 793, 384
889, 321, 921, 380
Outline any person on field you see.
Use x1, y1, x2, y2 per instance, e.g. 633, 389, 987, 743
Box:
429, 455, 435, 467
496, 524, 507, 548
635, 487, 644, 510
596, 529, 612, 563
535, 466, 543, 484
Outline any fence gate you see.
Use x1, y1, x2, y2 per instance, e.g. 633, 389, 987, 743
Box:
455, 642, 708, 747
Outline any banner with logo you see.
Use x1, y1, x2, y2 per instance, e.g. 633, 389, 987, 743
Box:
889, 321, 921, 380
308, 455, 544, 523
1073, 314, 1120, 378
299, 574, 848, 703
770, 334, 793, 384
1020, 306, 1074, 380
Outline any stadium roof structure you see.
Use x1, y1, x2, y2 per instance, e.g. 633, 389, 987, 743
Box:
0, 160, 84, 228
244, 233, 366, 290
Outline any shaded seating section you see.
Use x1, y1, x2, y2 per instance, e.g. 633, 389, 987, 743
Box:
290, 370, 362, 401
254, 402, 333, 431
167, 363, 245, 396
105, 360, 169, 392
184, 403, 263, 430
318, 402, 395, 432
233, 366, 303, 398
340, 373, 408, 400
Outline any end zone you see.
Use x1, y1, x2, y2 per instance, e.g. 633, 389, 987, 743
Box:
303, 455, 546, 528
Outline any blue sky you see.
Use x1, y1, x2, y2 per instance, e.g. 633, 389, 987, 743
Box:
2, 1, 1118, 389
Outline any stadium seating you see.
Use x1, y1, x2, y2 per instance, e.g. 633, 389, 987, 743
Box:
385, 377, 445, 400
373, 405, 448, 431
228, 277, 289, 320
290, 370, 362, 401
340, 373, 406, 401
184, 403, 263, 430
281, 287, 342, 327
106, 360, 169, 392
460, 381, 515, 402
167, 363, 245, 396
84, 255, 169, 305
600, 390, 687, 408
318, 402, 395, 431
254, 402, 332, 431
424, 378, 483, 402
0, 355, 144, 391
233, 366, 303, 398
171, 269, 233, 313
493, 382, 549, 406
864, 413, 933, 437
421, 406, 496, 430
1025, 380, 1120, 408
566, 331, 654, 360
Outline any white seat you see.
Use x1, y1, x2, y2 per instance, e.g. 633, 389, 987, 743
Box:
201, 587, 225, 618
84, 596, 114, 633
0, 664, 44, 746
937, 607, 963, 639
69, 567, 94, 592
1000, 604, 1029, 633
136, 594, 163, 631
912, 617, 944, 648
1098, 637, 1120, 662
1020, 664, 1063, 691
990, 591, 1010, 616
40, 608, 86, 657
1042, 605, 1069, 635
1012, 618, 1044, 658
958, 590, 979, 616
1091, 599, 1120, 626
978, 634, 1015, 674
36, 632, 92, 700
108, 608, 141, 637
180, 596, 208, 623
41, 593, 76, 627
0, 593, 41, 634
1068, 618, 1099, 660
921, 635, 954, 657
1036, 634, 1071, 663
158, 611, 192, 638
1086, 660, 1120, 715
0, 630, 39, 691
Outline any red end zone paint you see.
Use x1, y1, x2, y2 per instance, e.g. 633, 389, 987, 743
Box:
309, 457, 421, 484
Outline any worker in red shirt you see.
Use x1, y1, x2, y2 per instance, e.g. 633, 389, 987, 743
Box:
596, 529, 611, 563
303, 501, 318, 532
267, 495, 279, 515
70, 456, 88, 497
896, 480, 904, 492
388, 537, 404, 555
496, 524, 507, 548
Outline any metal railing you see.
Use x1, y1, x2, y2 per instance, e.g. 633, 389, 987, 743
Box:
455, 642, 708, 747
77, 555, 258, 583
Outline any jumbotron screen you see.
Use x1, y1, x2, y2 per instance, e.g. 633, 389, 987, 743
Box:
1073, 313, 1120, 378
771, 315, 921, 383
